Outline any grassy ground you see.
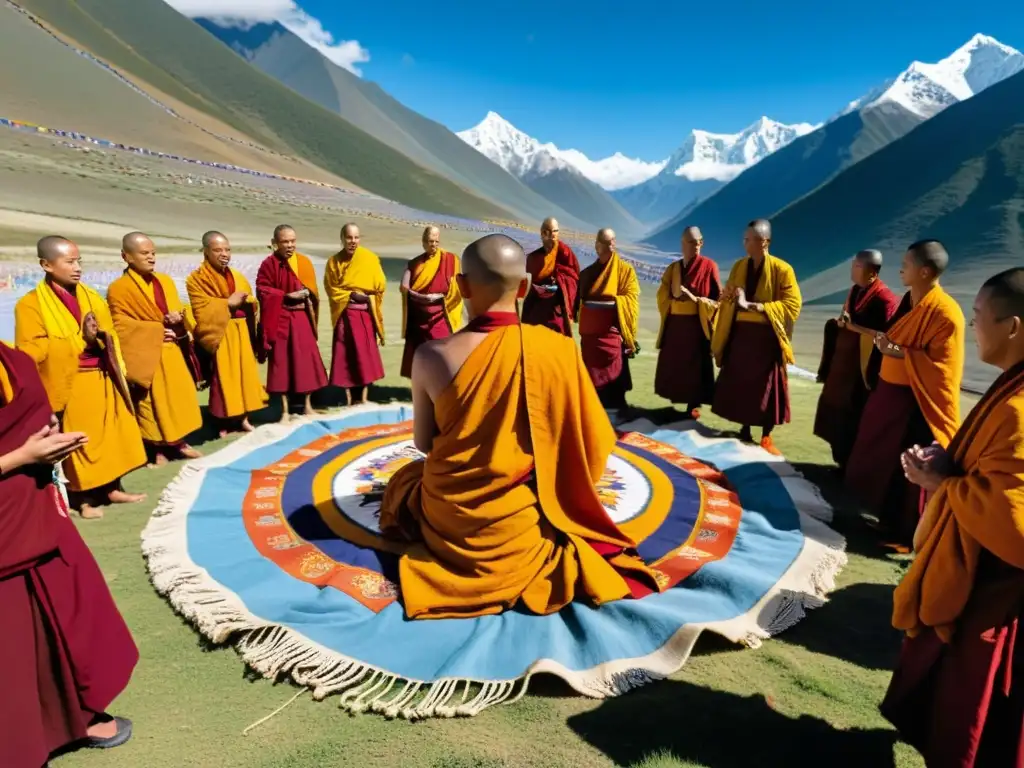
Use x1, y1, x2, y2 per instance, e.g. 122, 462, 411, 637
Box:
47, 271, 957, 768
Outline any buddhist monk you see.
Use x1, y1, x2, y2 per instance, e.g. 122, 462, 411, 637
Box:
813, 249, 903, 469
324, 224, 386, 405
15, 236, 147, 518
186, 231, 267, 435
379, 233, 662, 620
845, 240, 965, 547
108, 232, 203, 465
880, 267, 1024, 766
711, 219, 802, 455
575, 228, 640, 414
655, 226, 721, 419
0, 341, 138, 766
399, 226, 462, 378
255, 225, 327, 421
522, 217, 580, 335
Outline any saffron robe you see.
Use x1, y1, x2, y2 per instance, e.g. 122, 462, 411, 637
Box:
655, 255, 721, 406
14, 281, 146, 492
107, 269, 203, 446
881, 360, 1024, 766
522, 241, 580, 336
400, 249, 462, 378
379, 315, 662, 619
846, 286, 964, 539
0, 343, 138, 768
813, 279, 901, 467
255, 251, 327, 396
711, 255, 802, 428
576, 253, 640, 407
323, 247, 386, 389
186, 261, 267, 420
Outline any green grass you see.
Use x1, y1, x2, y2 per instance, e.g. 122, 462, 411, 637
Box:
55, 275, 929, 768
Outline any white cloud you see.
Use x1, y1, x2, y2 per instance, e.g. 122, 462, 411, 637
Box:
163, 0, 370, 75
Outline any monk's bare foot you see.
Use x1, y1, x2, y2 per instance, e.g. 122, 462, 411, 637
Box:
304, 406, 317, 416
87, 719, 118, 740
241, 418, 255, 433
278, 413, 291, 424
219, 429, 230, 439
180, 444, 203, 459
80, 504, 104, 520
688, 408, 701, 421
153, 452, 169, 467
108, 489, 147, 505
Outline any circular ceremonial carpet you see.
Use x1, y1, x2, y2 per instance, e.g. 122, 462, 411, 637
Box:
143, 404, 846, 719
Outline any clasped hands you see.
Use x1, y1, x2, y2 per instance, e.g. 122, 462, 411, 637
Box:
286, 288, 311, 303
900, 443, 951, 492
15, 415, 87, 469
720, 286, 760, 312
227, 291, 250, 310
872, 331, 904, 357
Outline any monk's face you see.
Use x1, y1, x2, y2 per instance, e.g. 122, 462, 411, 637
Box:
423, 228, 440, 257
850, 258, 876, 288
123, 237, 157, 275
41, 241, 82, 286
681, 231, 702, 260
972, 287, 1021, 367
541, 222, 559, 252
342, 226, 360, 257
899, 250, 929, 287
595, 230, 615, 259
743, 228, 767, 258
204, 236, 232, 270
273, 228, 297, 258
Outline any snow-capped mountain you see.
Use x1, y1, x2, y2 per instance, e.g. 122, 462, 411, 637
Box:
554, 150, 666, 191
841, 33, 1024, 119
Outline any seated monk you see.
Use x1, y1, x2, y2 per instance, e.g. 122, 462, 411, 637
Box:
655, 226, 721, 419
845, 240, 964, 547
186, 231, 267, 435
108, 232, 203, 465
324, 224, 386, 406
379, 234, 663, 620
255, 225, 327, 422
813, 249, 903, 470
15, 236, 147, 518
711, 219, 802, 455
0, 341, 138, 767
399, 225, 462, 378
881, 267, 1024, 766
522, 217, 580, 336
575, 228, 640, 414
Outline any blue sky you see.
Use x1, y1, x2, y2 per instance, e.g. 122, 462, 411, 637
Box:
196, 0, 1023, 160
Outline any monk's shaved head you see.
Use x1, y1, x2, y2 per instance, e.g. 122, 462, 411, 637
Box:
202, 230, 227, 249
747, 219, 772, 240
37, 235, 74, 262
855, 248, 883, 273
541, 217, 559, 233
273, 224, 295, 242
682, 226, 703, 242
540, 217, 560, 250
981, 268, 1024, 321
122, 231, 153, 254
462, 234, 527, 291
341, 223, 359, 238
423, 225, 440, 239
974, 267, 1024, 368
121, 231, 157, 274
907, 239, 949, 277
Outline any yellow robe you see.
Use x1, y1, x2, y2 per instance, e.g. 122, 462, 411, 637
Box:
107, 270, 203, 445
323, 246, 386, 342
655, 258, 718, 347
379, 324, 660, 619
579, 252, 640, 351
711, 254, 802, 366
400, 249, 463, 338
186, 261, 267, 419
14, 282, 146, 491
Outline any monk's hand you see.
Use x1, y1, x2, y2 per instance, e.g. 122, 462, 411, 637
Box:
720, 285, 735, 302
81, 312, 100, 344
913, 443, 952, 476
901, 450, 947, 492
838, 310, 851, 328
287, 288, 309, 302
227, 291, 247, 310
20, 425, 88, 465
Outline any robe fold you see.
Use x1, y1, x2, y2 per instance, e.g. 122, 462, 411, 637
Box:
576, 253, 639, 407
379, 314, 662, 620
845, 285, 964, 540
522, 241, 580, 336
711, 255, 801, 428
186, 261, 267, 420
107, 269, 203, 446
15, 281, 145, 491
255, 251, 327, 396
813, 279, 901, 467
881, 360, 1024, 767
0, 343, 138, 768
400, 249, 462, 378
323, 247, 386, 389
654, 255, 721, 406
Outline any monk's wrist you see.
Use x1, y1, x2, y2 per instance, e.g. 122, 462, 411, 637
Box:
0, 448, 27, 475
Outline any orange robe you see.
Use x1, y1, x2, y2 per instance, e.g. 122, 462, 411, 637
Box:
846, 285, 964, 542
107, 269, 203, 446
379, 313, 661, 620
400, 249, 462, 379
186, 261, 267, 420
882, 360, 1024, 766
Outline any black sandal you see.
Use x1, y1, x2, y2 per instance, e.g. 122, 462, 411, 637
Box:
84, 716, 133, 749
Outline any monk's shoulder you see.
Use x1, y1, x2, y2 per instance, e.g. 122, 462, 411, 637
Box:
15, 288, 40, 312
938, 289, 966, 327
522, 324, 576, 359
986, 393, 1024, 451
107, 273, 131, 297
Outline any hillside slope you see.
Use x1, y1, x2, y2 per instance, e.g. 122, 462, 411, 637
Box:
16, 0, 511, 220
194, 20, 585, 229
770, 69, 1024, 301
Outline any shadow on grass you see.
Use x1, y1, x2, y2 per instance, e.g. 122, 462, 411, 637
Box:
567, 679, 899, 768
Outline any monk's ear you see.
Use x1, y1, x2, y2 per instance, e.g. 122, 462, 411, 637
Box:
39, 258, 53, 275
1010, 316, 1022, 340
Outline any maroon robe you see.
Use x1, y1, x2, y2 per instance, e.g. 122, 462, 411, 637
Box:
255, 253, 327, 396
654, 255, 721, 407
576, 261, 630, 409
711, 259, 791, 429
813, 279, 901, 467
401, 250, 457, 379
522, 241, 580, 337
329, 303, 385, 389
0, 344, 138, 768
